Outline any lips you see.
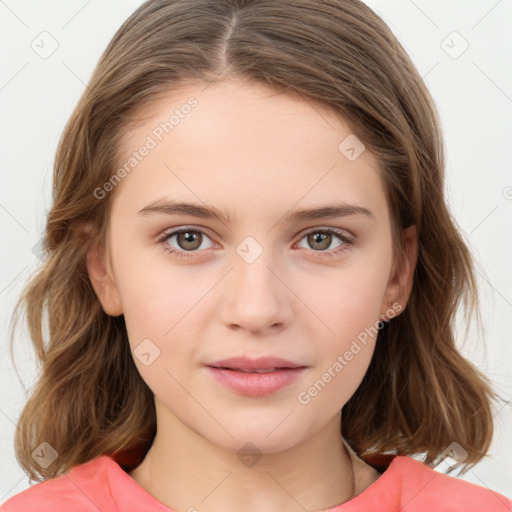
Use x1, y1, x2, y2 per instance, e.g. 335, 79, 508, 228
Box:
206, 365, 307, 396
206, 355, 305, 372
230, 368, 279, 373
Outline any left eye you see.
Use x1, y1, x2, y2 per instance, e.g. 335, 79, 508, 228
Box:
296, 228, 352, 253
157, 227, 353, 259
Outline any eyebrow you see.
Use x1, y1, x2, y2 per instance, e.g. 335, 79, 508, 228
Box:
137, 199, 375, 223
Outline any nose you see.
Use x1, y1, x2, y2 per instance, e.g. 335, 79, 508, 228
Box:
220, 246, 293, 335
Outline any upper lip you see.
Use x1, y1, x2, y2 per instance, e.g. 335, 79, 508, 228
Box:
206, 356, 306, 370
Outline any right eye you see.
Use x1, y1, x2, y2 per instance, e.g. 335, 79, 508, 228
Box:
157, 227, 216, 258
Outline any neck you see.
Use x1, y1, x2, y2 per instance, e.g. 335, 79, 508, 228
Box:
129, 410, 356, 512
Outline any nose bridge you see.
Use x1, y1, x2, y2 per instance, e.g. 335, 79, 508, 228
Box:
221, 234, 291, 331
233, 233, 282, 298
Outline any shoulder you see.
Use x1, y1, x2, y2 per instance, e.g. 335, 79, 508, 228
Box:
0, 456, 116, 512
392, 455, 512, 511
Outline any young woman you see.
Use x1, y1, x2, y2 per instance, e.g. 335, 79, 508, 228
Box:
3, 0, 511, 510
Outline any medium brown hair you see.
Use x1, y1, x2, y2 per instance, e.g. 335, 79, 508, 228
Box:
9, 0, 504, 482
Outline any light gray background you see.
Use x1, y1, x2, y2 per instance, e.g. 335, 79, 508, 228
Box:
1, 0, 511, 503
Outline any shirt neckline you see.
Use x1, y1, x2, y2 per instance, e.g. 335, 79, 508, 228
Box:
324, 454, 402, 510
102, 452, 404, 511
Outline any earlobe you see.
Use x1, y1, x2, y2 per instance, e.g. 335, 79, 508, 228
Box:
381, 225, 418, 319
83, 226, 124, 317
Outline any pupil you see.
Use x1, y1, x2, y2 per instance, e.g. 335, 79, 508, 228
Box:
310, 232, 329, 250
180, 231, 200, 249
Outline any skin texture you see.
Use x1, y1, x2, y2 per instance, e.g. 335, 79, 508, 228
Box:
86, 78, 417, 512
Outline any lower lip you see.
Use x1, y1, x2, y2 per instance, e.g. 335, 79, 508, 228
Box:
206, 366, 307, 396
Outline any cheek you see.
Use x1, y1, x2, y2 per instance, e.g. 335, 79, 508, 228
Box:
294, 270, 387, 413
120, 275, 205, 359
292, 240, 392, 393
117, 267, 206, 406
297, 257, 390, 341
115, 253, 217, 390
112, 232, 205, 338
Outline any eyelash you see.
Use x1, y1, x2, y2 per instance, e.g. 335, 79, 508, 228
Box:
156, 226, 354, 260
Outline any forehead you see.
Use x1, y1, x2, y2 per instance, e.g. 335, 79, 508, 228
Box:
112, 79, 387, 223
121, 78, 352, 154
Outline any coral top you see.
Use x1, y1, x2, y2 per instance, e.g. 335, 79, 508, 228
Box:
1, 453, 510, 511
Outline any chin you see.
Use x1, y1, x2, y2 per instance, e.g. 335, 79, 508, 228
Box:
202, 424, 305, 456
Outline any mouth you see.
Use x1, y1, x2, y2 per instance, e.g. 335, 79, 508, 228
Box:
206, 355, 306, 372
208, 366, 301, 373
205, 363, 307, 396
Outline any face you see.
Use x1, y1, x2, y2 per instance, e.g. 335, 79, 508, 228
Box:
88, 78, 414, 455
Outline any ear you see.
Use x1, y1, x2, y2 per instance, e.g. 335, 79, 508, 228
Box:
82, 222, 124, 317
380, 224, 417, 319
